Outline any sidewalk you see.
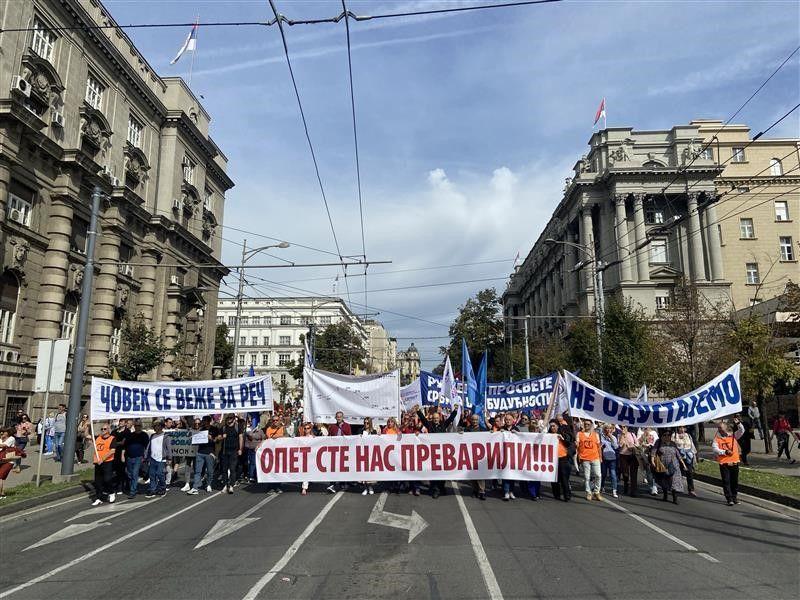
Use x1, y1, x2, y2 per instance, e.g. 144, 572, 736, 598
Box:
698, 426, 799, 478
3, 444, 94, 490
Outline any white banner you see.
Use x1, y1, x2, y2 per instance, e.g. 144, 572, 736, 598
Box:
256, 431, 558, 483
90, 375, 273, 421
303, 368, 399, 424
400, 379, 421, 412
564, 363, 741, 428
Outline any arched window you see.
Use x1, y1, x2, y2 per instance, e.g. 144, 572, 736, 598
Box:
770, 158, 783, 176
0, 271, 20, 344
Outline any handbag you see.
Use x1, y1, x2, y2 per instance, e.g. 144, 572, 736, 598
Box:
652, 453, 668, 474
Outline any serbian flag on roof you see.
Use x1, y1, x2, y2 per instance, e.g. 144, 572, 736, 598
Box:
170, 21, 198, 65
593, 97, 606, 126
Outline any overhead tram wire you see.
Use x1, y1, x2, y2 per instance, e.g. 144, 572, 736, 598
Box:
342, 0, 369, 316
0, 1, 563, 33
268, 0, 352, 305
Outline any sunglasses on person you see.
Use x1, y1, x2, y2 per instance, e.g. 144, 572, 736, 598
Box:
101, 427, 109, 431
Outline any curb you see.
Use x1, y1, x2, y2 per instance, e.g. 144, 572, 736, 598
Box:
0, 483, 92, 518
692, 472, 800, 511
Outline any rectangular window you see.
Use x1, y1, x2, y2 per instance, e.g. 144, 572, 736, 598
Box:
745, 263, 760, 285
216, 316, 223, 325
182, 155, 196, 184
649, 239, 668, 263
263, 317, 272, 325
238, 354, 245, 366
263, 336, 270, 346
280, 316, 292, 325
655, 295, 671, 310
731, 147, 745, 163
0, 309, 15, 345
251, 337, 258, 346
249, 353, 256, 365
85, 74, 104, 110
779, 236, 795, 261
109, 326, 121, 361
31, 17, 56, 62
278, 353, 291, 366
645, 208, 664, 225
700, 147, 713, 161
61, 308, 77, 341
280, 374, 287, 384
227, 316, 235, 327
300, 316, 311, 325
319, 316, 332, 326
739, 218, 755, 239
279, 335, 291, 346
239, 336, 245, 346
127, 115, 143, 147
775, 201, 790, 222
262, 353, 269, 366
7, 193, 32, 227
0, 272, 18, 345
70, 216, 88, 254
252, 316, 260, 326
204, 190, 213, 212
118, 244, 134, 277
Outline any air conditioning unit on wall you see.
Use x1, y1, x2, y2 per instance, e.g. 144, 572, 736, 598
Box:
51, 110, 65, 127
12, 76, 31, 97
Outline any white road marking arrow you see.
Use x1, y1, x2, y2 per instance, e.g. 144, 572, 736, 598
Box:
368, 492, 428, 543
65, 499, 156, 522
194, 493, 279, 550
24, 522, 112, 551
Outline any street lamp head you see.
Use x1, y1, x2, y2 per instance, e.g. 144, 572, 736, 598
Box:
544, 238, 557, 244
277, 241, 290, 249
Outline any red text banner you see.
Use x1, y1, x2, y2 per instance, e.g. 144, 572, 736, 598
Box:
256, 432, 559, 483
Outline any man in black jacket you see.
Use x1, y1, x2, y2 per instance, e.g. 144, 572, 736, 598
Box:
551, 414, 575, 501
415, 404, 459, 499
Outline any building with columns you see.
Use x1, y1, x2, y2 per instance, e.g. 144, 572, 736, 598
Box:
216, 296, 368, 398
0, 0, 233, 423
396, 343, 421, 385
504, 121, 734, 334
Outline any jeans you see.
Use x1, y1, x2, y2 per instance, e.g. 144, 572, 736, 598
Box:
220, 451, 239, 488
126, 457, 144, 495
148, 461, 166, 495
193, 453, 215, 490
248, 448, 257, 481
582, 460, 601, 493
54, 432, 65, 461
619, 454, 639, 495
502, 480, 515, 495
719, 463, 739, 502
527, 481, 541, 498
94, 461, 114, 501
552, 457, 572, 500
601, 458, 618, 492
776, 433, 792, 460
45, 435, 53, 453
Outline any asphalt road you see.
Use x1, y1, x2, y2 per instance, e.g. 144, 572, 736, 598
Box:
1, 477, 798, 600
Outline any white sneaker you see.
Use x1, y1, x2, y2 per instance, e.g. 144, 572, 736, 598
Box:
187, 488, 199, 495
503, 492, 510, 501
181, 483, 190, 492
612, 490, 618, 498
92, 499, 102, 506
109, 493, 116, 503
206, 485, 212, 493
509, 492, 516, 500
368, 487, 374, 495
362, 489, 368, 496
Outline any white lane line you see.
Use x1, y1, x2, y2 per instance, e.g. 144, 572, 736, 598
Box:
0, 495, 85, 524
600, 498, 719, 563
242, 491, 344, 600
0, 492, 222, 599
450, 482, 504, 600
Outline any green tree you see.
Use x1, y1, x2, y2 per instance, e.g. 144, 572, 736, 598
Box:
110, 314, 169, 380
600, 298, 656, 396
313, 321, 367, 374
563, 318, 600, 385
214, 323, 234, 375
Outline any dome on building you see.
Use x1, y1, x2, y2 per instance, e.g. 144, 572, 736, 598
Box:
406, 343, 418, 356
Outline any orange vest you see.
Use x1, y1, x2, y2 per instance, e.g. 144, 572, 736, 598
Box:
577, 431, 601, 461
94, 435, 115, 464
266, 426, 284, 439
558, 438, 568, 459
714, 434, 740, 465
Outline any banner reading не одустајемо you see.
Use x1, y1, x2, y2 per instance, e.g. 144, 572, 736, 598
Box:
564, 363, 741, 428
90, 375, 273, 420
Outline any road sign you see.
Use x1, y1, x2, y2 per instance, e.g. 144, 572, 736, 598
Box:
34, 339, 70, 393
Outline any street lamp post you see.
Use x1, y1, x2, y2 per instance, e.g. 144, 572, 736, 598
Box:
231, 239, 289, 377
505, 315, 531, 379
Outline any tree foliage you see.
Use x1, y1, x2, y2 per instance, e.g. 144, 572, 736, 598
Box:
213, 323, 234, 374
312, 321, 367, 375
600, 298, 657, 396
110, 314, 169, 381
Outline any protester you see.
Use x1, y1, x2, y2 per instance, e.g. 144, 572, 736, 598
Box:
577, 420, 602, 501
599, 423, 619, 498
526, 419, 542, 500
145, 420, 172, 498
220, 414, 243, 494
245, 422, 266, 483
181, 418, 203, 492
14, 415, 33, 452
638, 427, 659, 496
264, 415, 285, 494
652, 430, 685, 504
773, 412, 795, 464
76, 414, 91, 464
328, 411, 352, 437
187, 416, 220, 495
0, 428, 25, 499
747, 400, 763, 440
618, 424, 639, 497
466, 414, 487, 500
124, 420, 150, 499
92, 423, 117, 506
360, 417, 378, 496
733, 414, 752, 466
674, 425, 697, 497
549, 416, 574, 502
712, 420, 744, 506
299, 422, 315, 495
53, 403, 67, 462
382, 417, 400, 436
416, 404, 459, 498
43, 412, 55, 455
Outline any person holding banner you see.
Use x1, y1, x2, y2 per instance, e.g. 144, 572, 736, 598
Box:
220, 414, 243, 494
92, 424, 117, 506
416, 405, 459, 499
245, 423, 266, 484
500, 413, 520, 501
360, 417, 378, 496
299, 422, 316, 495
187, 416, 220, 495
577, 420, 602, 501
548, 419, 574, 502
713, 420, 744, 506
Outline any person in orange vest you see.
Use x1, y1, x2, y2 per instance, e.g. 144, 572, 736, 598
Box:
712, 420, 744, 506
549, 418, 575, 502
92, 423, 118, 506
577, 420, 602, 501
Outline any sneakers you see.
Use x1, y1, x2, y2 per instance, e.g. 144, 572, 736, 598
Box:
109, 493, 116, 503
181, 483, 190, 492
503, 492, 510, 501
508, 491, 516, 500
301, 489, 308, 496
368, 486, 375, 495
688, 491, 697, 498
206, 485, 212, 493
276, 488, 283, 494
326, 485, 336, 494
612, 490, 618, 498
478, 492, 486, 501
413, 489, 420, 497
726, 500, 734, 506
145, 493, 155, 499
362, 488, 368, 496
92, 499, 103, 506
187, 488, 199, 495
586, 493, 593, 501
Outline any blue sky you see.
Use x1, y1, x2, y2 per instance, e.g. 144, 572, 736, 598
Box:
106, 0, 800, 370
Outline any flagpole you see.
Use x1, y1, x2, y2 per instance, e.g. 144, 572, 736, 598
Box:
603, 97, 607, 130
187, 16, 199, 89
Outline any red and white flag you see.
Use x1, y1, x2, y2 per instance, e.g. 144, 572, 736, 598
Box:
593, 97, 606, 126
170, 21, 198, 65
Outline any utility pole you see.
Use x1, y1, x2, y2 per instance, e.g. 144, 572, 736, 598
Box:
523, 317, 530, 380
231, 239, 248, 378
61, 185, 102, 477
590, 238, 605, 389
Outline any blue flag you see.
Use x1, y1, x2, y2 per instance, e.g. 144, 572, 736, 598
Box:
462, 339, 478, 408
474, 351, 488, 427
248, 365, 260, 429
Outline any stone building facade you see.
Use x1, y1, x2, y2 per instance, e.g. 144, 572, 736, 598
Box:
216, 296, 368, 397
0, 0, 233, 423
396, 343, 421, 385
363, 319, 396, 374
503, 120, 799, 335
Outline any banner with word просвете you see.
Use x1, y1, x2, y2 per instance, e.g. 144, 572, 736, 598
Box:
90, 375, 273, 420
256, 431, 559, 483
420, 371, 556, 414
564, 362, 741, 428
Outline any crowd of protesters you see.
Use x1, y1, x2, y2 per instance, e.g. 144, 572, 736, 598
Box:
45, 399, 794, 509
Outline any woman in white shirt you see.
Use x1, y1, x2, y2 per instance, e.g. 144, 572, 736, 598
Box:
674, 426, 698, 497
